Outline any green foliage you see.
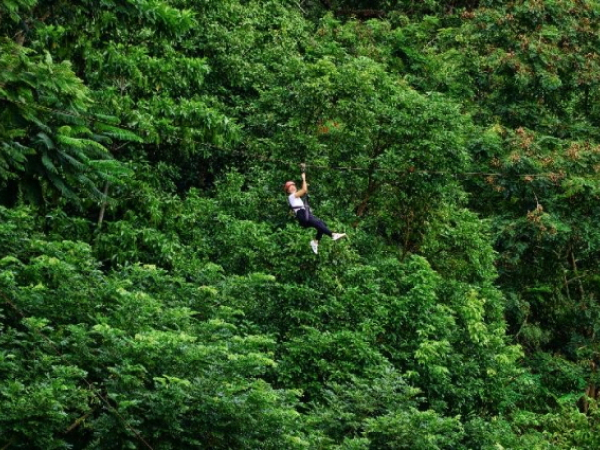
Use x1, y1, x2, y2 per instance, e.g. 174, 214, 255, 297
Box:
0, 206, 308, 449
244, 15, 473, 253
0, 40, 137, 207
0, 0, 37, 25
463, 126, 600, 417
24, 0, 243, 189
3, 1, 600, 448
307, 369, 464, 449
439, 0, 600, 138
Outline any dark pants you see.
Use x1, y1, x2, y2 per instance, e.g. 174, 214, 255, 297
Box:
296, 209, 332, 241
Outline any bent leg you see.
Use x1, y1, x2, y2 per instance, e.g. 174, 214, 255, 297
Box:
306, 215, 332, 241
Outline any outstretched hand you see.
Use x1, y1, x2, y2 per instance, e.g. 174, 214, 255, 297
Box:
298, 172, 308, 195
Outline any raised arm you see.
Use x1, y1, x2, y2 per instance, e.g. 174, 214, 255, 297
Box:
294, 172, 308, 197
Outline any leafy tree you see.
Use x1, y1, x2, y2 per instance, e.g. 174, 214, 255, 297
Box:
4, 1, 600, 449
17, 0, 242, 190
0, 39, 134, 207
442, 0, 600, 138
0, 205, 310, 449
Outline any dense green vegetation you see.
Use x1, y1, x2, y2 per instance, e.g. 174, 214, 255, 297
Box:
1, 0, 599, 448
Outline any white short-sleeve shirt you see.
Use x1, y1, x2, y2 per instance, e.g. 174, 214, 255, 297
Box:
288, 193, 304, 210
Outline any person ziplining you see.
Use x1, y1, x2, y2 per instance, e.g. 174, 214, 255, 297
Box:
284, 164, 346, 254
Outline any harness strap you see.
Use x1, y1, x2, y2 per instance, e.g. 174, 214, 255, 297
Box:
294, 207, 310, 224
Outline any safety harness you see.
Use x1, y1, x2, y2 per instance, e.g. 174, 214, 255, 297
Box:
288, 163, 312, 221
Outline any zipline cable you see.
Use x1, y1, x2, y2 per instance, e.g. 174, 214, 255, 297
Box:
2, 97, 580, 182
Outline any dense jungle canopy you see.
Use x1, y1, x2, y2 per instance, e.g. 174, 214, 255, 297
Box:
1, 0, 600, 448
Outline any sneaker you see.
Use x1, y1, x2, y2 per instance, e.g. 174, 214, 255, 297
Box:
332, 233, 347, 241
310, 240, 319, 254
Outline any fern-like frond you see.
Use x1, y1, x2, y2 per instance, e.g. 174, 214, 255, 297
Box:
1, 142, 29, 166
46, 171, 77, 200
35, 132, 55, 150
75, 173, 104, 199
41, 153, 59, 174
66, 125, 93, 137
91, 112, 120, 125
61, 153, 88, 172
20, 109, 52, 133
88, 159, 134, 183
55, 134, 87, 150
95, 123, 144, 143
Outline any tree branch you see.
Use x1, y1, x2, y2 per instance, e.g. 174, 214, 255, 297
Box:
336, 9, 386, 19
